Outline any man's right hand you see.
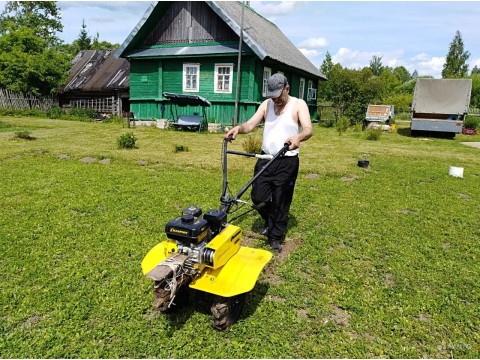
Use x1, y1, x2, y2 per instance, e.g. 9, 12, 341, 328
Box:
224, 126, 240, 140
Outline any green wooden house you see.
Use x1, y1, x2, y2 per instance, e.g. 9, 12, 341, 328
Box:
115, 1, 327, 125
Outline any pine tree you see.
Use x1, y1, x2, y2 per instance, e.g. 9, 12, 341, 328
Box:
471, 65, 480, 75
441, 30, 470, 78
76, 19, 91, 50
320, 51, 334, 78
369, 55, 384, 76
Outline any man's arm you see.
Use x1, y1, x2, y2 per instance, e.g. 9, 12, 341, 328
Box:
225, 100, 268, 140
285, 99, 313, 150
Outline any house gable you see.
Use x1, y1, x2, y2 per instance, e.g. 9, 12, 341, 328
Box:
144, 2, 238, 46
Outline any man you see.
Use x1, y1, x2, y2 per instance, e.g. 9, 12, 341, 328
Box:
225, 73, 313, 253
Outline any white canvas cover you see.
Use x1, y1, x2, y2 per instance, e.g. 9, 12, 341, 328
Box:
412, 78, 472, 114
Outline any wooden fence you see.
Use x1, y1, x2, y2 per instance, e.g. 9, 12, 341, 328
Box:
66, 97, 119, 115
0, 88, 57, 111
469, 107, 480, 117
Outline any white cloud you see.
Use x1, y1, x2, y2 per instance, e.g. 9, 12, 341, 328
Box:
298, 37, 329, 49
470, 57, 480, 68
329, 48, 447, 78
299, 48, 319, 58
250, 1, 297, 16
410, 55, 445, 78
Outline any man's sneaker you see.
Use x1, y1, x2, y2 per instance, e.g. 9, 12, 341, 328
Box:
269, 239, 282, 253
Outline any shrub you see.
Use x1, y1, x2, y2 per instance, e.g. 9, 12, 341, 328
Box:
68, 107, 97, 121
242, 136, 262, 153
173, 144, 189, 153
336, 116, 350, 135
319, 118, 336, 128
117, 132, 137, 149
353, 122, 363, 132
14, 131, 36, 140
464, 115, 480, 129
46, 105, 64, 119
365, 127, 382, 141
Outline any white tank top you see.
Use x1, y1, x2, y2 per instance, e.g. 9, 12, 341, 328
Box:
262, 97, 299, 156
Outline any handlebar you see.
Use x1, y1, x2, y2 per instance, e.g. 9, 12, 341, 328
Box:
222, 141, 292, 210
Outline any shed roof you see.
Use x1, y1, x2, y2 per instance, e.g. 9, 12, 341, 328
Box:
115, 1, 326, 80
59, 50, 130, 94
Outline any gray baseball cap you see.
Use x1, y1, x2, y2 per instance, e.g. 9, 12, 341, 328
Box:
266, 73, 288, 98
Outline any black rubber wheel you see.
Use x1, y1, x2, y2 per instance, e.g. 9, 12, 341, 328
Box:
211, 293, 247, 331
156, 285, 189, 314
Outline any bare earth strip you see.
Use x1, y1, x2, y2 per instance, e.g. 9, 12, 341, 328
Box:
461, 142, 480, 148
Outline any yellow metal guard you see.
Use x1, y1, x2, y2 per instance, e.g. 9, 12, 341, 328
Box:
189, 246, 272, 297
141, 240, 178, 275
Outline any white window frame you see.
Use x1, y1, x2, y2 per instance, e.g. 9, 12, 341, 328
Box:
299, 77, 305, 100
214, 63, 233, 94
262, 67, 272, 97
183, 63, 200, 92
307, 80, 317, 100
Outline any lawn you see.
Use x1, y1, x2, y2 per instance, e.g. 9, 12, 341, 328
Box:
1, 117, 479, 358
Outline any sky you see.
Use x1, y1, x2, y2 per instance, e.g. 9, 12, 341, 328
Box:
1, 1, 479, 79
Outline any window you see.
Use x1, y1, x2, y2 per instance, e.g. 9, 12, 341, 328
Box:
214, 64, 233, 93
183, 63, 200, 92
299, 77, 305, 99
262, 67, 272, 97
307, 80, 317, 100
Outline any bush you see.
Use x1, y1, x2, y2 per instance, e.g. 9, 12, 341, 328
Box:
365, 127, 382, 141
173, 144, 189, 153
464, 115, 480, 129
336, 116, 350, 135
117, 132, 137, 149
46, 106, 64, 119
353, 122, 363, 132
319, 118, 336, 128
14, 131, 36, 140
67, 107, 97, 121
242, 136, 262, 153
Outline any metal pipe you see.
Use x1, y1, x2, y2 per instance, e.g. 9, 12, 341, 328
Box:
233, 1, 245, 127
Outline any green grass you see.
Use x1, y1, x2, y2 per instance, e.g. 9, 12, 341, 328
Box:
1, 117, 480, 358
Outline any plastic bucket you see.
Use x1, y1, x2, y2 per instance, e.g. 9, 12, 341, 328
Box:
449, 166, 464, 178
357, 160, 369, 168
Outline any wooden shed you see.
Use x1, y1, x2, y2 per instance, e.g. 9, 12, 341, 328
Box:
115, 1, 327, 125
58, 50, 130, 115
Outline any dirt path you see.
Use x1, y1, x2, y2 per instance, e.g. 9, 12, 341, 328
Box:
461, 142, 480, 148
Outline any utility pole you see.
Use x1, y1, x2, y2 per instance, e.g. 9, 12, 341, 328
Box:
233, 1, 245, 127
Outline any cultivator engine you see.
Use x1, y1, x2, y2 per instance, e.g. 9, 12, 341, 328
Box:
144, 206, 234, 311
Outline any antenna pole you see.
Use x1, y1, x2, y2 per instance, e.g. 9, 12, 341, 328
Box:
233, 1, 245, 127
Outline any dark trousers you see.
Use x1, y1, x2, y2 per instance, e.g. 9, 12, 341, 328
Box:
250, 156, 299, 242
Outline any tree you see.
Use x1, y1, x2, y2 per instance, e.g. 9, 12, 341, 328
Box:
442, 30, 470, 78
75, 19, 91, 51
471, 65, 480, 75
0, 1, 63, 46
469, 74, 480, 109
320, 51, 334, 78
0, 1, 69, 96
369, 55, 384, 76
392, 66, 412, 84
411, 70, 419, 79
91, 32, 119, 50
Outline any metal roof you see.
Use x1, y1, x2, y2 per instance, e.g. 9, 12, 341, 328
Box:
59, 50, 130, 94
115, 1, 326, 80
124, 43, 252, 59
